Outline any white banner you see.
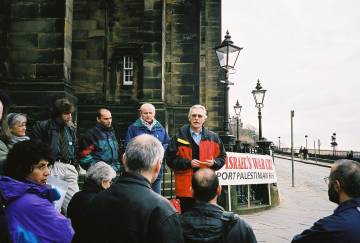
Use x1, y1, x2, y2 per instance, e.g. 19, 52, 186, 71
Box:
217, 152, 277, 185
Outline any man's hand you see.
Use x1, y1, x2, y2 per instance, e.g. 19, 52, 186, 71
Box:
191, 159, 201, 168
191, 159, 215, 168
201, 159, 214, 167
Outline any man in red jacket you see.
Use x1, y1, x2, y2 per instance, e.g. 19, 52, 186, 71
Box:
166, 104, 226, 212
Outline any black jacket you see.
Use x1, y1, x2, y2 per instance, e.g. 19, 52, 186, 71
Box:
31, 119, 77, 163
181, 202, 257, 243
67, 179, 102, 243
87, 172, 184, 243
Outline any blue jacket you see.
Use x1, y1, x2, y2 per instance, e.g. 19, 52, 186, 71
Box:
0, 176, 74, 243
124, 118, 170, 150
125, 119, 170, 178
79, 123, 120, 172
292, 197, 360, 243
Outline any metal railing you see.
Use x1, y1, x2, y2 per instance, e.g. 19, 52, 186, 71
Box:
275, 147, 360, 161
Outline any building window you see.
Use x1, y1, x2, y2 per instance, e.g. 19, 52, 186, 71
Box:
123, 56, 134, 85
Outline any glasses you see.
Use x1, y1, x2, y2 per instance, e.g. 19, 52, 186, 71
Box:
324, 176, 329, 184
191, 114, 203, 118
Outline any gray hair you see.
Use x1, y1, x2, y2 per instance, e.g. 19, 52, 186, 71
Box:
188, 104, 207, 119
7, 113, 27, 128
124, 134, 164, 172
331, 159, 360, 198
86, 161, 116, 186
139, 103, 156, 112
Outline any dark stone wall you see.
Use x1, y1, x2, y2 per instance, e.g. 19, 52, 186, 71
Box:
164, 0, 222, 135
1, 0, 76, 122
1, 0, 223, 139
199, 0, 223, 134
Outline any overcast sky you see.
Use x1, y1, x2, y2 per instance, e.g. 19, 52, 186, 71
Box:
222, 0, 360, 151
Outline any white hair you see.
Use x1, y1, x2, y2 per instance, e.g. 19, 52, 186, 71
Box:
124, 134, 164, 172
188, 104, 207, 119
86, 161, 116, 186
139, 103, 156, 112
7, 113, 27, 128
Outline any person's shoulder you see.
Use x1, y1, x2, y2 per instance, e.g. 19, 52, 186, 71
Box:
9, 192, 52, 213
223, 211, 252, 231
0, 140, 7, 150
203, 128, 221, 139
151, 192, 176, 213
316, 205, 360, 229
151, 194, 178, 223
82, 126, 100, 137
33, 119, 51, 129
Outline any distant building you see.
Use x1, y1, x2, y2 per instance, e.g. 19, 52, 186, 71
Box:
0, 0, 225, 138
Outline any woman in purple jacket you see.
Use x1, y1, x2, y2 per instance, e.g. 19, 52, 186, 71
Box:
0, 140, 74, 243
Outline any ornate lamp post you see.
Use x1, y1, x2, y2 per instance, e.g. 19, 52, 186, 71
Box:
233, 100, 242, 141
233, 100, 242, 152
331, 132, 337, 157
214, 30, 242, 150
252, 79, 271, 154
252, 79, 266, 140
305, 135, 308, 149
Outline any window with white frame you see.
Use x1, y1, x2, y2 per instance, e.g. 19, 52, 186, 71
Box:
123, 56, 134, 85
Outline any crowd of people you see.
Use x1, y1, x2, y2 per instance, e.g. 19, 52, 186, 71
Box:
1, 89, 360, 243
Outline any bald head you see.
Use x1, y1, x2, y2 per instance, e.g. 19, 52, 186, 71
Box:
192, 168, 219, 202
124, 134, 164, 173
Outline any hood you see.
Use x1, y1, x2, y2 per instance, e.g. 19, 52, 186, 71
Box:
0, 176, 60, 204
181, 203, 225, 242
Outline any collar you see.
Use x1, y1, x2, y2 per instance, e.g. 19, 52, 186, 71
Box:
96, 122, 113, 131
140, 118, 157, 131
118, 171, 152, 188
191, 201, 225, 215
190, 127, 202, 135
334, 197, 360, 214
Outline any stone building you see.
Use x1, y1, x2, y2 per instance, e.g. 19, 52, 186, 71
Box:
0, 0, 224, 139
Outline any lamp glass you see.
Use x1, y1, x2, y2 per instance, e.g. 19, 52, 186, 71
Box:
234, 101, 242, 116
252, 89, 266, 107
215, 44, 241, 69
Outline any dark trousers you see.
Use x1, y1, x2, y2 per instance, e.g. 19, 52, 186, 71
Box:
178, 196, 195, 213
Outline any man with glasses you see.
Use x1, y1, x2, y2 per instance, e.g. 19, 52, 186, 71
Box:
292, 159, 360, 243
166, 104, 226, 212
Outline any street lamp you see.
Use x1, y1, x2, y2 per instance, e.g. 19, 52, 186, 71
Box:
252, 79, 266, 140
331, 132, 337, 157
233, 99, 242, 141
233, 100, 242, 152
214, 30, 242, 150
305, 135, 308, 149
252, 79, 272, 155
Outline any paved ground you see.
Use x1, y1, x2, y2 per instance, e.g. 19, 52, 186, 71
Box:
240, 156, 335, 243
